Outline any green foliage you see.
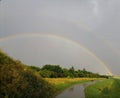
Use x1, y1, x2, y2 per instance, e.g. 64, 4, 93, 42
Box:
31, 65, 107, 78
0, 50, 56, 98
39, 69, 55, 78
0, 50, 109, 98
0, 50, 15, 65
29, 66, 41, 72
85, 79, 120, 98
41, 64, 64, 77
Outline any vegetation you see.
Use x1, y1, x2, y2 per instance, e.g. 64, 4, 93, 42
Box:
85, 79, 120, 98
0, 50, 56, 98
29, 65, 108, 78
0, 50, 110, 98
45, 78, 99, 92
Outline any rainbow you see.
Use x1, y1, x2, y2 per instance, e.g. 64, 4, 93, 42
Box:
44, 15, 120, 55
0, 33, 113, 75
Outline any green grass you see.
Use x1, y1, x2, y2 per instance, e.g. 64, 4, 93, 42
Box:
55, 79, 89, 92
85, 79, 120, 98
45, 78, 103, 95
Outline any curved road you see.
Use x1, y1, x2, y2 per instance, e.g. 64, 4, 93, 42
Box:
55, 81, 96, 98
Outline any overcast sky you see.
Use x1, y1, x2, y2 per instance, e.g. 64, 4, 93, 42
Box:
0, 0, 120, 75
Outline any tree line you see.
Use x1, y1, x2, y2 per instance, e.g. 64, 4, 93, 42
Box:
29, 64, 108, 78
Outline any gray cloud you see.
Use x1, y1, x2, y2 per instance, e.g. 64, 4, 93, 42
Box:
0, 0, 120, 75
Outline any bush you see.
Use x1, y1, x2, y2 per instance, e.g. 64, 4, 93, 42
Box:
0, 50, 56, 98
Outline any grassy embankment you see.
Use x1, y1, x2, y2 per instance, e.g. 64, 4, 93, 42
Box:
85, 78, 120, 98
0, 50, 56, 98
45, 78, 102, 94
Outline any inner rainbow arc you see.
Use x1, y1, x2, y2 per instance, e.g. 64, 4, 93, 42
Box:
0, 33, 113, 76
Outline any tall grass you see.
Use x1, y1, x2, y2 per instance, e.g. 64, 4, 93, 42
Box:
45, 78, 99, 93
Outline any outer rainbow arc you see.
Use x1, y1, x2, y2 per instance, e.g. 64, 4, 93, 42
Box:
0, 33, 113, 76
44, 14, 120, 56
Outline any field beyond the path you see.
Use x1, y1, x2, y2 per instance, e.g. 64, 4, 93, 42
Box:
45, 78, 102, 92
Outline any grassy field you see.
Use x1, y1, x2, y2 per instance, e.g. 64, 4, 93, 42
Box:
85, 78, 120, 98
45, 78, 101, 93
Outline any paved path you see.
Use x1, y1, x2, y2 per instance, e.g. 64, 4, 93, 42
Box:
55, 81, 96, 98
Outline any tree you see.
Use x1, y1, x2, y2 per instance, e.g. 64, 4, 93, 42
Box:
39, 70, 54, 78
68, 66, 75, 77
29, 66, 41, 72
41, 64, 63, 77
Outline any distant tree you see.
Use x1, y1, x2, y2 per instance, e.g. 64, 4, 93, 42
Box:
42, 64, 62, 72
69, 66, 75, 73
29, 66, 41, 72
39, 69, 54, 78
68, 66, 75, 77
41, 64, 63, 77
63, 68, 70, 77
